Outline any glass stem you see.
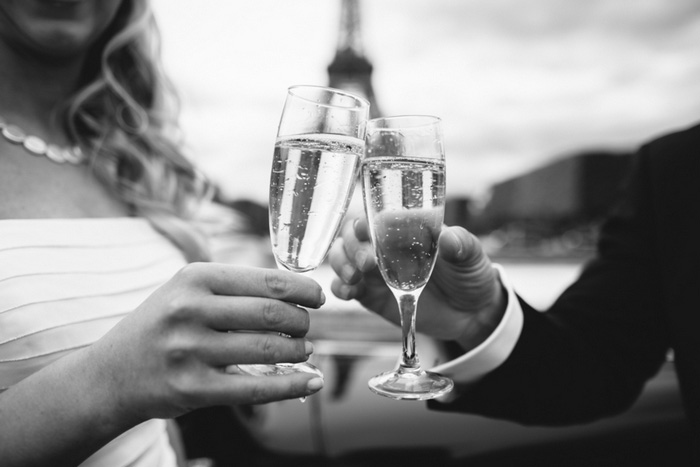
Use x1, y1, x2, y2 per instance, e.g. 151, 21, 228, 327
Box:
394, 289, 423, 373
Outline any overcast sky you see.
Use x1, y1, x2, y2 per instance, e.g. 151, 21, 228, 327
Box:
151, 0, 700, 203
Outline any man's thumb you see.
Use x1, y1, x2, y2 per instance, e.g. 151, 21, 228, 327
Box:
438, 226, 481, 264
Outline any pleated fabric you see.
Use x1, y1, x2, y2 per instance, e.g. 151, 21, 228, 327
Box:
0, 217, 186, 467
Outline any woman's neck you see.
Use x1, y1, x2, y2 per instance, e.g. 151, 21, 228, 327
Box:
0, 39, 86, 136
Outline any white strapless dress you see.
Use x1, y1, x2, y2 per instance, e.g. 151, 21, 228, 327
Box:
0, 218, 187, 466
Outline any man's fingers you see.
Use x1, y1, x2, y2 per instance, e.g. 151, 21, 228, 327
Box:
330, 276, 366, 301
438, 226, 483, 265
353, 217, 371, 242
329, 239, 359, 284
345, 220, 376, 273
329, 221, 376, 285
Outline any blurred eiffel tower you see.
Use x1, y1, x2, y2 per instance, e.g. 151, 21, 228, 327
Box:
328, 0, 381, 119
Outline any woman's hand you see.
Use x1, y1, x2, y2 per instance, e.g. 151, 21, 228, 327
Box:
328, 219, 507, 351
86, 263, 325, 425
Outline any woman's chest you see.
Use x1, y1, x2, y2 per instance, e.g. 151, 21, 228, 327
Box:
0, 152, 128, 219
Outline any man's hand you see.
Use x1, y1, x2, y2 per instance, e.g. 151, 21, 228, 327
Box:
329, 219, 507, 351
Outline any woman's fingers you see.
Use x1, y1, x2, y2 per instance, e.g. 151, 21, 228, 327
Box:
200, 295, 310, 337
204, 372, 324, 405
201, 330, 312, 366
181, 263, 325, 309
162, 364, 324, 407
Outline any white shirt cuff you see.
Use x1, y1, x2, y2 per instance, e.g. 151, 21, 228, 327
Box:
428, 263, 523, 384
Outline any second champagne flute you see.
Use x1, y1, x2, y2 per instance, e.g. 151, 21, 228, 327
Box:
362, 115, 454, 400
238, 85, 369, 378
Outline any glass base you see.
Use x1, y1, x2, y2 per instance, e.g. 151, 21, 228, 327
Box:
237, 362, 323, 379
368, 368, 453, 401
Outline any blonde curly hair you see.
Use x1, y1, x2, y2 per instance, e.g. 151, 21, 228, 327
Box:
64, 0, 211, 261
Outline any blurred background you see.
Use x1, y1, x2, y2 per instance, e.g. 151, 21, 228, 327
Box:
155, 1, 699, 465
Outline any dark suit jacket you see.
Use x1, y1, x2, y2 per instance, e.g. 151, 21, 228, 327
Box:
430, 122, 700, 439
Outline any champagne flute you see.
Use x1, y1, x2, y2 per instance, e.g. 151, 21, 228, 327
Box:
238, 85, 369, 379
362, 115, 454, 400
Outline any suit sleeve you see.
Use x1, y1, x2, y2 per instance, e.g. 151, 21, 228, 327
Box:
429, 145, 670, 425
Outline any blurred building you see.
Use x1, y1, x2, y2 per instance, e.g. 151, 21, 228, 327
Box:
483, 151, 633, 228
458, 151, 634, 258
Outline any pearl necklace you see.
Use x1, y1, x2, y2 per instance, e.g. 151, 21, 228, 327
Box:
0, 115, 85, 165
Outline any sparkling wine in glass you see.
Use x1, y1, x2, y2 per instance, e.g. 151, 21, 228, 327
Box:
362, 115, 454, 400
238, 85, 369, 379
